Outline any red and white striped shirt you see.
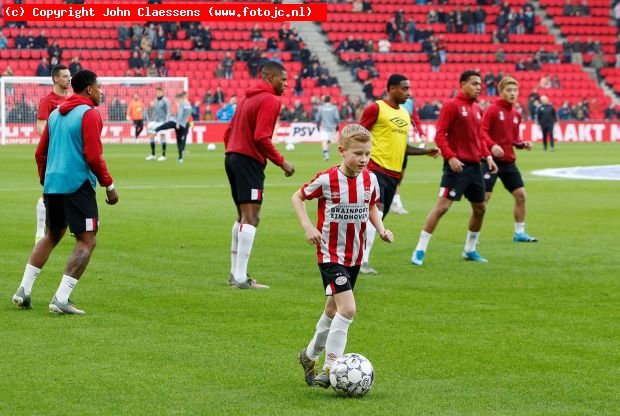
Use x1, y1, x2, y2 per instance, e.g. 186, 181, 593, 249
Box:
301, 166, 379, 266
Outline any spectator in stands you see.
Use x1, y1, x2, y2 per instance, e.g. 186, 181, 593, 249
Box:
575, 0, 590, 16
551, 75, 561, 88
616, 35, 620, 68
536, 96, 557, 151
495, 28, 509, 43
515, 102, 527, 120
202, 90, 214, 105
363, 80, 375, 101
604, 104, 615, 120
222, 53, 234, 79
129, 51, 143, 69
571, 38, 584, 65
430, 47, 441, 72
26, 30, 36, 49
140, 51, 150, 68
36, 58, 51, 77
563, 0, 574, 16
515, 59, 526, 72
216, 96, 236, 121
427, 9, 439, 24
140, 34, 153, 55
615, 1, 620, 31
47, 41, 62, 62
352, 0, 363, 13
484, 72, 497, 96
0, 33, 8, 50
250, 24, 263, 42
155, 27, 167, 51
436, 35, 447, 64
117, 23, 129, 49
408, 18, 416, 43
352, 96, 365, 120
462, 6, 475, 33
539, 74, 552, 89
378, 39, 391, 53
14, 29, 27, 49
362, 0, 372, 12
203, 105, 215, 121
591, 51, 605, 82
171, 49, 183, 61
291, 100, 307, 122
212, 87, 226, 104
452, 6, 464, 33
284, 34, 301, 60
34, 30, 48, 49
340, 96, 356, 121
293, 74, 303, 96
146, 62, 158, 77
495, 48, 506, 63
266, 36, 279, 53
474, 6, 487, 34
523, 5, 535, 34
386, 18, 398, 42
572, 102, 586, 120
279, 105, 292, 122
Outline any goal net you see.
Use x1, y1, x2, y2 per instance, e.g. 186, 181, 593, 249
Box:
1, 76, 188, 145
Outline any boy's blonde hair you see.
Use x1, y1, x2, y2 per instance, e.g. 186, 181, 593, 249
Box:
339, 124, 372, 149
498, 75, 519, 93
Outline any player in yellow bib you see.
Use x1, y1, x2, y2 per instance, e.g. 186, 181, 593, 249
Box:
359, 74, 439, 274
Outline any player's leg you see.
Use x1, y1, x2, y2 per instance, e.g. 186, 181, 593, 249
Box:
542, 127, 549, 151
549, 127, 555, 151
361, 172, 394, 274
321, 130, 330, 161
14, 193, 67, 309
35, 195, 46, 244
315, 265, 357, 388
391, 156, 409, 215
146, 121, 157, 160
412, 161, 460, 265
228, 154, 268, 289
225, 155, 241, 286
49, 181, 99, 314
134, 120, 144, 139
462, 165, 488, 262
174, 126, 184, 162
158, 133, 167, 161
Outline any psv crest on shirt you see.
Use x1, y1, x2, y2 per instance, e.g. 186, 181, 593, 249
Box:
461, 106, 468, 117
499, 111, 505, 121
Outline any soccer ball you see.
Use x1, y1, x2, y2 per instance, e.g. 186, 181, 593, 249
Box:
329, 353, 374, 397
285, 143, 295, 151
207, 143, 216, 151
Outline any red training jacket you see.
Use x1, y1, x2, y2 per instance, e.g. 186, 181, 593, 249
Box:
480, 99, 524, 164
434, 92, 491, 163
223, 80, 284, 167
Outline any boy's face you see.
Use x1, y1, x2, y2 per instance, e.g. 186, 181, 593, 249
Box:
500, 84, 518, 104
339, 139, 372, 175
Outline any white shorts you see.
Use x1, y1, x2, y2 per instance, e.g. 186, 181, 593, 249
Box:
147, 121, 166, 135
322, 130, 337, 144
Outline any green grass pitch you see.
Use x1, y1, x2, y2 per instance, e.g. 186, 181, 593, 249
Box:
1, 142, 619, 415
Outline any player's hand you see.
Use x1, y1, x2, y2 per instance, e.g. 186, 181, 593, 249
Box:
522, 141, 532, 151
426, 147, 440, 158
106, 189, 119, 205
379, 229, 394, 243
448, 157, 464, 173
491, 144, 504, 158
282, 161, 295, 177
487, 158, 499, 174
304, 225, 325, 245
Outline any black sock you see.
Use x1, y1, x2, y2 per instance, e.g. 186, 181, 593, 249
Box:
150, 141, 155, 155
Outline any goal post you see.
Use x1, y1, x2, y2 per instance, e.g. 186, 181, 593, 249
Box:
1, 76, 188, 145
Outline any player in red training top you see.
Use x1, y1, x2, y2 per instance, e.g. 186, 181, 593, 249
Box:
35, 64, 72, 244
480, 75, 538, 243
224, 61, 295, 289
411, 70, 498, 266
292, 124, 394, 388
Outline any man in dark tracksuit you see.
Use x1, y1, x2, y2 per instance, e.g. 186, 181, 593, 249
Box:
536, 95, 557, 151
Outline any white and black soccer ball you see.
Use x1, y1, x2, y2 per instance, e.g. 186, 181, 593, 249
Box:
207, 143, 217, 151
285, 142, 295, 151
329, 353, 374, 397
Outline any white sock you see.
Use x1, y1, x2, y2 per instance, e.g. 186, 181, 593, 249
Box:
230, 221, 240, 275
464, 230, 480, 252
323, 312, 353, 370
415, 230, 432, 252
306, 313, 333, 360
55, 275, 79, 303
36, 197, 46, 238
515, 222, 525, 234
362, 211, 382, 264
392, 194, 402, 206
19, 264, 41, 295
234, 224, 256, 284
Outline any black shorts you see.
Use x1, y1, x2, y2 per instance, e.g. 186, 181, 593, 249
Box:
225, 153, 265, 205
439, 161, 486, 203
44, 180, 99, 234
372, 169, 399, 217
319, 263, 360, 296
133, 119, 144, 129
483, 160, 525, 193
397, 155, 409, 185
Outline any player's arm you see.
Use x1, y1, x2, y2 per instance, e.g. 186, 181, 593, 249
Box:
254, 100, 294, 176
369, 205, 393, 243
480, 107, 504, 158
434, 102, 462, 172
359, 102, 379, 130
405, 143, 439, 157
81, 110, 118, 205
36, 119, 47, 137
35, 122, 50, 185
291, 189, 324, 245
512, 115, 531, 150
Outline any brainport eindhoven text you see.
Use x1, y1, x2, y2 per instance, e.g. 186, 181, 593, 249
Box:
32, 6, 201, 19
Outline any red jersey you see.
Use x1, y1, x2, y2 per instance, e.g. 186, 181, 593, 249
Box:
480, 99, 523, 164
223, 81, 284, 167
301, 166, 379, 267
435, 92, 491, 163
37, 91, 68, 121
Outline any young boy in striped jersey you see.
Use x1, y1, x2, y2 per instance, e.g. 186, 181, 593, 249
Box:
292, 124, 394, 388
